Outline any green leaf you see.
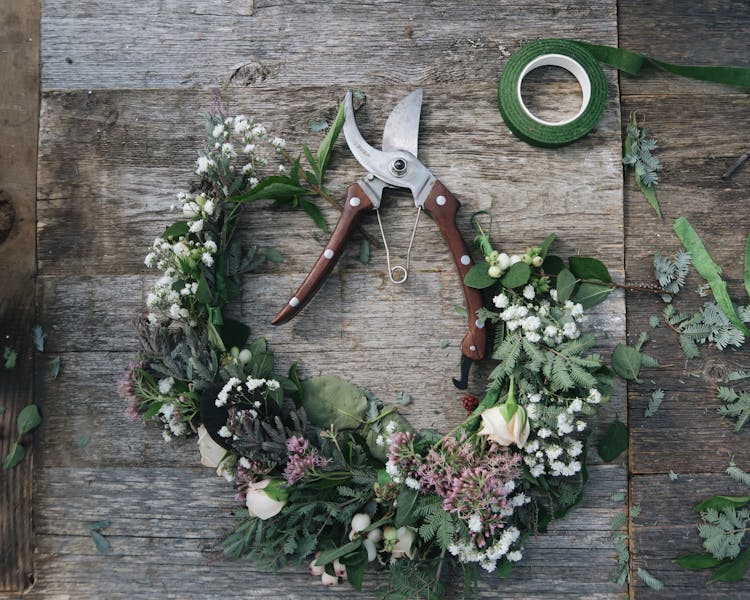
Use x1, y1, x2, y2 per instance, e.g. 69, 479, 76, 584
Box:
674, 552, 726, 570
359, 239, 370, 265
501, 262, 531, 289
143, 401, 163, 419
598, 419, 628, 462
3, 442, 25, 469
464, 262, 496, 289
316, 100, 346, 182
709, 546, 750, 583
673, 217, 750, 335
249, 337, 267, 355
542, 255, 565, 276
539, 233, 556, 259
218, 318, 250, 350
574, 282, 613, 308
195, 274, 212, 304
162, 220, 189, 240
32, 325, 45, 352
91, 530, 112, 554
230, 175, 307, 204
639, 180, 662, 219
341, 545, 368, 591
300, 375, 367, 430
496, 559, 513, 578
17, 404, 42, 436
78, 435, 92, 448
264, 248, 284, 263
299, 198, 328, 231
314, 540, 361, 567
693, 495, 750, 513
249, 351, 274, 378
394, 487, 420, 527
49, 355, 61, 378
556, 268, 577, 303
569, 256, 612, 283
612, 343, 642, 381
4, 347, 17, 369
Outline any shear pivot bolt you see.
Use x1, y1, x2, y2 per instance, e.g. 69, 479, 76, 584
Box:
469, 345, 477, 352
436, 195, 447, 206
390, 158, 407, 176
350, 197, 361, 207
460, 254, 471, 265
324, 249, 334, 259
289, 297, 300, 308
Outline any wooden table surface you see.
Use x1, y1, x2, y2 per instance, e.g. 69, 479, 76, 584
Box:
1, 1, 748, 598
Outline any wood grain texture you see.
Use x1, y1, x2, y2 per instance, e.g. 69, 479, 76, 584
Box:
32, 1, 629, 598
621, 0, 750, 596
0, 0, 39, 592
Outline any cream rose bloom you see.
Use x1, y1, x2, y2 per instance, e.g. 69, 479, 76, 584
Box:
391, 526, 417, 559
246, 479, 287, 520
478, 404, 530, 448
197, 425, 227, 468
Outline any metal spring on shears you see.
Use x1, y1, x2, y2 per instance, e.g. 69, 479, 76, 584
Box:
376, 207, 422, 284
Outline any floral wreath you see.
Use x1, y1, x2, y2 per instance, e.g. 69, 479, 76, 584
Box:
121, 99, 618, 598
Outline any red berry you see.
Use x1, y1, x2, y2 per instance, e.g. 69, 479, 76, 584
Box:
461, 395, 479, 413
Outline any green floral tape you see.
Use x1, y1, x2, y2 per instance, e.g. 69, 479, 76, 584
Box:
498, 38, 750, 147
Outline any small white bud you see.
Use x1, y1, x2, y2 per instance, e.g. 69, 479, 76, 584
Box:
363, 538, 378, 562
321, 572, 339, 586
488, 264, 503, 278
238, 349, 252, 364
497, 253, 511, 270
350, 513, 371, 532
333, 558, 347, 579
309, 557, 324, 576
366, 528, 383, 543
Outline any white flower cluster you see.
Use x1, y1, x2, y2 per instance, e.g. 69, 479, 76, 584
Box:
448, 525, 522, 572
522, 387, 602, 478
215, 375, 281, 409
158, 401, 187, 440
492, 291, 586, 345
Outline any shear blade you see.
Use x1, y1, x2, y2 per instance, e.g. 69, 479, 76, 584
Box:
381, 88, 423, 156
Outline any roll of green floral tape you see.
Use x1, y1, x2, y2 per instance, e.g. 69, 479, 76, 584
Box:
497, 39, 609, 148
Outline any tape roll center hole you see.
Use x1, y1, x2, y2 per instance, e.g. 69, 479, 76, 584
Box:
517, 54, 593, 127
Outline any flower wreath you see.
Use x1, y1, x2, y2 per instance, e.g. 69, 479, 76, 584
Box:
122, 100, 616, 598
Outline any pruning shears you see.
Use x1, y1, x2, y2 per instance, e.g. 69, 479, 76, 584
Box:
271, 90, 486, 388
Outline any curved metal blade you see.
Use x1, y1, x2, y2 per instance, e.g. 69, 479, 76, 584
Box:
382, 89, 423, 156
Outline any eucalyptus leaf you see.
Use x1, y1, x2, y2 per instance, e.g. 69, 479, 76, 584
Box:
300, 375, 367, 430
17, 404, 42, 436
612, 343, 642, 381
2, 442, 25, 469
463, 262, 496, 289
598, 419, 628, 462
573, 282, 613, 308
569, 256, 612, 283
556, 268, 576, 304
501, 262, 531, 289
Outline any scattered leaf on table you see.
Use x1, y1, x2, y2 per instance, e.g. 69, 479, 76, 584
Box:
32, 324, 46, 352
264, 248, 284, 263
78, 435, 92, 448
17, 404, 42, 436
50, 355, 62, 378
598, 419, 628, 462
3, 347, 17, 369
3, 442, 26, 469
91, 530, 112, 554
612, 343, 642, 381
359, 238, 370, 264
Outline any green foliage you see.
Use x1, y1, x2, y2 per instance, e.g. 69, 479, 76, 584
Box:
623, 113, 663, 218
378, 556, 445, 600
598, 419, 628, 462
698, 506, 749, 560
3, 346, 17, 369
726, 458, 750, 487
611, 343, 643, 381
2, 404, 42, 469
717, 385, 750, 431
463, 262, 496, 289
636, 567, 664, 591
674, 217, 750, 336
32, 324, 46, 352
645, 389, 664, 417
301, 375, 368, 430
500, 262, 531, 288
653, 249, 691, 297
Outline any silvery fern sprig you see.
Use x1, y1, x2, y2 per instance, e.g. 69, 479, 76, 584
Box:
623, 113, 663, 219
654, 249, 691, 299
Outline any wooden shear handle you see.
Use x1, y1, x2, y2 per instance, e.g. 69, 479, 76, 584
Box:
423, 180, 486, 360
272, 182, 374, 325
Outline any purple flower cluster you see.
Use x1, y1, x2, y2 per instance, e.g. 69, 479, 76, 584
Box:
388, 433, 522, 547
119, 360, 145, 419
283, 435, 330, 484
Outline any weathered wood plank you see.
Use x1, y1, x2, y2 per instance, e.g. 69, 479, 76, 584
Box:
630, 473, 750, 599
36, 86, 624, 276
0, 0, 39, 592
40, 1, 617, 91
24, 465, 625, 599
